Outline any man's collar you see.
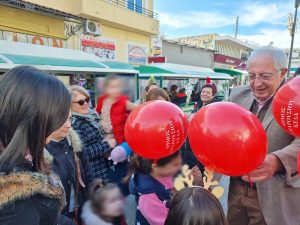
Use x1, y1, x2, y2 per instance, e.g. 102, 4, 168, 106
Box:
252, 78, 285, 107
252, 94, 274, 106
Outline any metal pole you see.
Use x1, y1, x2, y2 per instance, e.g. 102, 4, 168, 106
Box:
234, 16, 239, 38
288, 0, 299, 77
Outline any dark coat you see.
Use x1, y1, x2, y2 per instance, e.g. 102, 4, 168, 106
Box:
172, 93, 187, 106
0, 165, 65, 225
71, 110, 111, 181
45, 129, 93, 216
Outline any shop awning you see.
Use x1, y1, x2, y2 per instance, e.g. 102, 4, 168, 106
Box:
135, 65, 176, 74
0, 40, 137, 74
101, 61, 135, 70
214, 68, 248, 77
0, 57, 6, 63
137, 63, 232, 80
290, 68, 297, 73
2, 53, 107, 68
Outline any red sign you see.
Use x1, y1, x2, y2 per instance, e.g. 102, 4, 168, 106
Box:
81, 39, 115, 50
214, 54, 241, 66
148, 56, 166, 63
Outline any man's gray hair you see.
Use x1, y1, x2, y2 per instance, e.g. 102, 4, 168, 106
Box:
246, 46, 288, 70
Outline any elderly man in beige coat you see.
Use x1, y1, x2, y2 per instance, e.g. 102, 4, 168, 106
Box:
228, 46, 300, 225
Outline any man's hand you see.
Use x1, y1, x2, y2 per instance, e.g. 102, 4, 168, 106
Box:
242, 154, 284, 182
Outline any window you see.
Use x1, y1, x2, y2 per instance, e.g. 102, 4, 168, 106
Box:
127, 0, 143, 14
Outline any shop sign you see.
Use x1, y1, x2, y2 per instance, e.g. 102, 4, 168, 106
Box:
148, 56, 166, 63
127, 42, 148, 65
152, 37, 162, 56
214, 54, 241, 66
0, 30, 67, 48
81, 34, 116, 60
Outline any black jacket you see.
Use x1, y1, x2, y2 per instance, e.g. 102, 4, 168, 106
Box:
45, 129, 93, 216
0, 165, 65, 225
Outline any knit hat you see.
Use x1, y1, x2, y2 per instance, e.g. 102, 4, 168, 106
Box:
201, 77, 217, 95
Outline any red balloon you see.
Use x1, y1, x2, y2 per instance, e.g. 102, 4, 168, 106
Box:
125, 101, 189, 159
273, 77, 300, 137
188, 102, 267, 176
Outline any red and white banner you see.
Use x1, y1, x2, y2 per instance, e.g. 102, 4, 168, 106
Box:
80, 35, 116, 61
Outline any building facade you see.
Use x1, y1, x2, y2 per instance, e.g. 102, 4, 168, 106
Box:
161, 39, 214, 68
174, 34, 256, 69
0, 0, 159, 64
284, 48, 300, 74
0, 2, 71, 48
25, 0, 159, 64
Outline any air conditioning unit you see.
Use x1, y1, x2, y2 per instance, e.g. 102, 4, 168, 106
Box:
84, 20, 101, 36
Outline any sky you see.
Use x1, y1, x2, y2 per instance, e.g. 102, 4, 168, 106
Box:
154, 0, 300, 48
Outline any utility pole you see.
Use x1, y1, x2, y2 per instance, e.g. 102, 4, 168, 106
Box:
287, 0, 299, 77
234, 16, 239, 38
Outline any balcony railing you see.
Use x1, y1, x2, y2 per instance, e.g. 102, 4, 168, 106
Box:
105, 0, 158, 19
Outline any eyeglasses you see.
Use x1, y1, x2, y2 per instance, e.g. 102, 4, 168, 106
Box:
248, 73, 274, 82
73, 97, 90, 106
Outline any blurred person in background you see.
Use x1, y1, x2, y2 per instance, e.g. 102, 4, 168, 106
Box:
96, 75, 136, 196
172, 88, 187, 106
0, 66, 70, 225
96, 74, 136, 149
168, 84, 178, 102
45, 111, 93, 225
136, 82, 159, 105
81, 179, 127, 225
69, 86, 115, 181
190, 90, 200, 103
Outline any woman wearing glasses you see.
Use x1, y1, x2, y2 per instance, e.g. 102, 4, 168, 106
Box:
69, 86, 116, 181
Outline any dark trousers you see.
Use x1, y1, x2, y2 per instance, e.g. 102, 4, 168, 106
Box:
227, 179, 267, 225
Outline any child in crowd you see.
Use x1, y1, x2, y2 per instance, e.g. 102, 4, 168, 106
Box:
124, 151, 202, 225
81, 179, 127, 225
96, 74, 136, 146
96, 75, 136, 194
165, 187, 227, 225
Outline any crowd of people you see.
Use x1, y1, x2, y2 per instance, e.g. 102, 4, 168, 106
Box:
0, 46, 299, 225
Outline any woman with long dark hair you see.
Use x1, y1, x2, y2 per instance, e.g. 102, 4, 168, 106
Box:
0, 66, 71, 225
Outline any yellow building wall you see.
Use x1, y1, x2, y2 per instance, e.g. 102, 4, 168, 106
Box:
0, 5, 65, 38
80, 0, 158, 36
27, 0, 158, 35
23, 0, 156, 61
26, 0, 82, 14
102, 25, 151, 62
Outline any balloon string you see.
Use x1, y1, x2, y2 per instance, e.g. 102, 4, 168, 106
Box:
247, 174, 253, 188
